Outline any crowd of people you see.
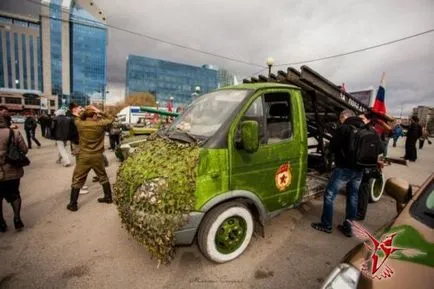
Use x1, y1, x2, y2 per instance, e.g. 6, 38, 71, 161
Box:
0, 103, 123, 232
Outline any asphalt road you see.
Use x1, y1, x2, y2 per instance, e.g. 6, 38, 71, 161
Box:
1, 129, 433, 289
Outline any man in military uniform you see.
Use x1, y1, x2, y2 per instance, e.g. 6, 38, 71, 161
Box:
67, 105, 114, 211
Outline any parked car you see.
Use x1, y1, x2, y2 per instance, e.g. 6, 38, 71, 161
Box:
320, 173, 434, 289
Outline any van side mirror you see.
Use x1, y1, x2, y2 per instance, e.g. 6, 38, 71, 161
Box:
240, 120, 259, 153
384, 177, 413, 214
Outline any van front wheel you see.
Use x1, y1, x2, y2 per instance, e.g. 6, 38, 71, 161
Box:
197, 201, 254, 263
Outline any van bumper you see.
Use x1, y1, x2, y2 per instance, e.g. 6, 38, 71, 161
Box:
174, 212, 204, 245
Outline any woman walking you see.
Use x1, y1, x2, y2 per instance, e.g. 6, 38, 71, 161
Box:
0, 106, 28, 232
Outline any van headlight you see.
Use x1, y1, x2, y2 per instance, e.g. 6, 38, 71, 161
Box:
320, 263, 360, 289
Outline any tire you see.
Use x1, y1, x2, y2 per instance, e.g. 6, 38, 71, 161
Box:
369, 173, 385, 203
197, 201, 254, 263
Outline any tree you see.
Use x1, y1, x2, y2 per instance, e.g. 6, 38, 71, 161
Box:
125, 92, 156, 107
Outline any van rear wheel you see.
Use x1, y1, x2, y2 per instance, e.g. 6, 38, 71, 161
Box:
369, 173, 385, 203
197, 201, 254, 263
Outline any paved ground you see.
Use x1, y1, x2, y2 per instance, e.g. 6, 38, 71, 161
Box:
0, 129, 433, 289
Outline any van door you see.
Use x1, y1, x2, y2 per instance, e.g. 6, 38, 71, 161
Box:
229, 89, 307, 213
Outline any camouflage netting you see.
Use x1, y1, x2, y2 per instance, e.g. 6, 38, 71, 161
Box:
114, 135, 200, 265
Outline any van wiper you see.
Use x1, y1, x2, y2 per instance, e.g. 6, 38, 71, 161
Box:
167, 129, 204, 145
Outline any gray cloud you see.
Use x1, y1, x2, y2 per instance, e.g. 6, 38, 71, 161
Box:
2, 0, 434, 113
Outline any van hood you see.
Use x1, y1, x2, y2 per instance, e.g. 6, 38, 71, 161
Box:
114, 135, 200, 264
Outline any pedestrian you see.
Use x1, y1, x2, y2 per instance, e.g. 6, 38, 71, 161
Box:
418, 124, 431, 149
46, 114, 53, 139
67, 106, 114, 211
52, 109, 72, 167
108, 116, 122, 150
312, 109, 381, 237
67, 103, 88, 195
24, 112, 41, 149
403, 116, 422, 162
0, 106, 28, 232
38, 112, 49, 138
392, 121, 403, 147
355, 115, 385, 221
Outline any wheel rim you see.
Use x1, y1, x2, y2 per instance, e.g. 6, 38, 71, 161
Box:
215, 216, 247, 254
372, 178, 384, 199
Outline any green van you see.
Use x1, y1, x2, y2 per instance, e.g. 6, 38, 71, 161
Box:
115, 67, 386, 263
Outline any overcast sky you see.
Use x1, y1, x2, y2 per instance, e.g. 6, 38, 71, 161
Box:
2, 0, 433, 115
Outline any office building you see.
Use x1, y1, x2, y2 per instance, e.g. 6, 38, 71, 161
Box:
126, 55, 218, 105
0, 0, 108, 111
412, 105, 433, 133
202, 64, 237, 88
40, 0, 108, 106
0, 11, 57, 112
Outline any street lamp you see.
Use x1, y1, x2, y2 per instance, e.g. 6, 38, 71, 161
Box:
266, 57, 274, 77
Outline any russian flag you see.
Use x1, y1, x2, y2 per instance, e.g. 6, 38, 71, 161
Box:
372, 73, 387, 114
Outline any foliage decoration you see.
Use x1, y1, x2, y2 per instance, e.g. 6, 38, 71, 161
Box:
114, 135, 200, 265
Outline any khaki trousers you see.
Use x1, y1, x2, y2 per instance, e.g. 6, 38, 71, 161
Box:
71, 154, 109, 189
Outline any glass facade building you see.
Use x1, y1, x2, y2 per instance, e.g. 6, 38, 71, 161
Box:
40, 0, 107, 106
70, 3, 107, 106
126, 55, 218, 105
49, 0, 63, 96
0, 13, 42, 92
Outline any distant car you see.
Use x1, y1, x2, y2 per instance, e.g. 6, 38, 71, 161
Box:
11, 115, 25, 123
320, 174, 434, 289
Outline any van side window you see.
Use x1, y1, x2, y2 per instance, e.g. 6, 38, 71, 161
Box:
264, 92, 292, 144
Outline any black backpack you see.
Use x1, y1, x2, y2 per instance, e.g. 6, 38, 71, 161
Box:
349, 125, 382, 168
5, 129, 31, 168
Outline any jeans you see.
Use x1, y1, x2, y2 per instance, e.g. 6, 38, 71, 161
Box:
321, 167, 363, 229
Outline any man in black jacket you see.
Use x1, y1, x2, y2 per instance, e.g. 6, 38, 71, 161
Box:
24, 113, 41, 149
404, 116, 422, 162
52, 109, 72, 167
312, 109, 364, 237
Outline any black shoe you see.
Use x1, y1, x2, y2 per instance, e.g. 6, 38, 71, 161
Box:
337, 224, 352, 238
311, 222, 332, 234
67, 203, 78, 211
67, 188, 80, 212
98, 183, 113, 203
0, 219, 7, 232
14, 217, 24, 231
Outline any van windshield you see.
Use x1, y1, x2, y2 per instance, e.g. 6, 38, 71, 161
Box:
168, 89, 250, 137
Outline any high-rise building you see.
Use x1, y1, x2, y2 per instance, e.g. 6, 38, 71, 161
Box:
0, 12, 42, 91
0, 0, 108, 111
126, 55, 218, 106
0, 11, 55, 112
40, 0, 108, 106
202, 65, 237, 88
412, 105, 433, 133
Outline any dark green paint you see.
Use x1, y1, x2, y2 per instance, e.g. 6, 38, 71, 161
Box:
215, 216, 247, 254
